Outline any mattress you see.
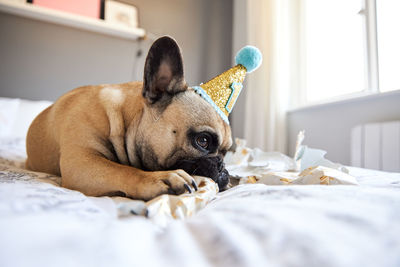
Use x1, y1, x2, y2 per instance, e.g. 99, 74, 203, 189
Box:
1, 136, 400, 267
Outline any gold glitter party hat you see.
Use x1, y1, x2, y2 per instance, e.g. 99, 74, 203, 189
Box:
193, 46, 262, 124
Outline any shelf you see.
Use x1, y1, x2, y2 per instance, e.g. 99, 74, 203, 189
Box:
0, 0, 146, 40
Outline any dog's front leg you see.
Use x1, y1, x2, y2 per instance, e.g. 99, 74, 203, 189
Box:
59, 147, 196, 200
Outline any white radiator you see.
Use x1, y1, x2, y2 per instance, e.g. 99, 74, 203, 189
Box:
351, 121, 400, 172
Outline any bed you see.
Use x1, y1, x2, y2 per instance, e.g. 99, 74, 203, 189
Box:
1, 97, 400, 267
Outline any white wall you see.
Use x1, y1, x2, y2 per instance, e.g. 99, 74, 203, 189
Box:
287, 90, 400, 165
0, 12, 144, 101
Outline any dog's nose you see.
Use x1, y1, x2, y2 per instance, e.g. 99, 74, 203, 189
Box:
170, 155, 229, 191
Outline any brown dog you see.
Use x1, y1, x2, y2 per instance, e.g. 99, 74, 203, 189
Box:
26, 36, 232, 200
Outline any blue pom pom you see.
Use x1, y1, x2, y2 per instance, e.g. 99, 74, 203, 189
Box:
235, 46, 262, 73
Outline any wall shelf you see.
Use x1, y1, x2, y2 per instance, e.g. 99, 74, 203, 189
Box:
0, 0, 146, 40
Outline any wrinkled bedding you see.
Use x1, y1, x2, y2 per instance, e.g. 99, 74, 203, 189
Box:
1, 138, 400, 267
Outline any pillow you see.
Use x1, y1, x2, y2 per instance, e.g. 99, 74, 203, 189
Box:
12, 99, 52, 139
0, 97, 52, 139
0, 98, 20, 138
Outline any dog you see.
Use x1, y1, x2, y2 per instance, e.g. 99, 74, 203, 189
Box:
26, 36, 232, 200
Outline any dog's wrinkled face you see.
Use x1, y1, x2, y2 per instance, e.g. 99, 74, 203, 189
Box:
135, 36, 232, 190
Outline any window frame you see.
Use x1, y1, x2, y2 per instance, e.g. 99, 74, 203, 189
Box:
364, 0, 379, 93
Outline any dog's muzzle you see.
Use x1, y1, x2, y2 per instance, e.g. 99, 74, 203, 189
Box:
170, 156, 230, 191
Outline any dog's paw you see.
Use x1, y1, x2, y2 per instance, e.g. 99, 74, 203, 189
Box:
133, 169, 198, 201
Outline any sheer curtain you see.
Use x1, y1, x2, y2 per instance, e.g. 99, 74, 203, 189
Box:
232, 0, 301, 154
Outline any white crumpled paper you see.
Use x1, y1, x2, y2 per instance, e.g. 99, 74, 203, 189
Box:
294, 131, 349, 173
294, 166, 357, 185
115, 176, 218, 226
227, 131, 357, 186
239, 166, 357, 186
224, 139, 297, 177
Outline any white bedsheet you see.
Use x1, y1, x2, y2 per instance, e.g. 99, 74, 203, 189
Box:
1, 138, 400, 267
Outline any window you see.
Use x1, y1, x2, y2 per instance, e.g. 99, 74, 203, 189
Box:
303, 0, 399, 105
304, 0, 365, 103
376, 0, 400, 92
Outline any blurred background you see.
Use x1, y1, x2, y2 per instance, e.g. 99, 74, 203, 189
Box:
0, 0, 399, 171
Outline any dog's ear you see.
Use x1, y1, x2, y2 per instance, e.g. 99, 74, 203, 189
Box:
143, 36, 187, 104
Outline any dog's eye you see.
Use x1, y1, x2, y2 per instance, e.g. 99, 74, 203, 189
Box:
190, 131, 218, 153
195, 133, 211, 150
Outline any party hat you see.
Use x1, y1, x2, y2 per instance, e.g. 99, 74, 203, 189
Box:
193, 46, 262, 124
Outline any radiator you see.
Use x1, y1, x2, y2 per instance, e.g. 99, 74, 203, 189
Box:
351, 121, 400, 172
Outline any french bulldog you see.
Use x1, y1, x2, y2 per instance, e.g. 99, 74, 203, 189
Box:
26, 36, 232, 200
